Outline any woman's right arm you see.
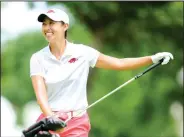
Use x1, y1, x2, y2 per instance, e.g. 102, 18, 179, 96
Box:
31, 75, 53, 116
31, 75, 65, 133
30, 54, 53, 117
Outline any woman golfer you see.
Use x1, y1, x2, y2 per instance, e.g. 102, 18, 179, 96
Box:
30, 8, 173, 137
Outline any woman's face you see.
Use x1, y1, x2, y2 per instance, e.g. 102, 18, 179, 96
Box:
42, 17, 68, 42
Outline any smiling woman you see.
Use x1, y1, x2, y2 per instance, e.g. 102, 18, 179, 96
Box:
29, 8, 173, 137
30, 8, 99, 137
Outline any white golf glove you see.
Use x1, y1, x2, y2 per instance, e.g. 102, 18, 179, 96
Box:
151, 52, 174, 65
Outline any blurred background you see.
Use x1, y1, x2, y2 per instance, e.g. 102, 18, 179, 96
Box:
1, 2, 183, 137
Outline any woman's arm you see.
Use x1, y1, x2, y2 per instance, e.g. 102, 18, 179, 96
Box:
31, 76, 65, 133
31, 75, 53, 116
95, 53, 152, 70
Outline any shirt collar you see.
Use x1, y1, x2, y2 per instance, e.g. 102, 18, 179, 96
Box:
43, 40, 73, 58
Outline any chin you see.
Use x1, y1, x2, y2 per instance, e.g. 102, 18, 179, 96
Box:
46, 38, 54, 43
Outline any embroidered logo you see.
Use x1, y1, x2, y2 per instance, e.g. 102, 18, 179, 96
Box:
47, 10, 55, 13
68, 58, 78, 63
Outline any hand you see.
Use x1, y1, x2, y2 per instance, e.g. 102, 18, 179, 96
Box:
151, 52, 174, 65
42, 116, 67, 131
34, 131, 60, 137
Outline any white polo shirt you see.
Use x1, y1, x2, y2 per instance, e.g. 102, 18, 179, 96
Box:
30, 41, 100, 112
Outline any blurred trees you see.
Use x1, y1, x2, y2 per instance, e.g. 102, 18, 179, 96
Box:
2, 2, 183, 137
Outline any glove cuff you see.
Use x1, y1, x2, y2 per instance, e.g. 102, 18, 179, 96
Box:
151, 54, 157, 64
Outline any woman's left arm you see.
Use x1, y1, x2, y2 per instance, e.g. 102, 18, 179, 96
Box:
95, 53, 152, 70
95, 52, 173, 70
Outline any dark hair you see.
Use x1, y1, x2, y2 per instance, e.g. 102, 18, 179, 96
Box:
65, 30, 67, 38
61, 21, 67, 38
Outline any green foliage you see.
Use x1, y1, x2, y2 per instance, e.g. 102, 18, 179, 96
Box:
2, 2, 183, 137
2, 31, 46, 106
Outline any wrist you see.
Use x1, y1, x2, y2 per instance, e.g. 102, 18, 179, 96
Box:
150, 54, 157, 63
44, 111, 54, 117
150, 55, 154, 63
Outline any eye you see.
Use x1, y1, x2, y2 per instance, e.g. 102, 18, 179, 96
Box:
42, 22, 46, 26
50, 21, 55, 25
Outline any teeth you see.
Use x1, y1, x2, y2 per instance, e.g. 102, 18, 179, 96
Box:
46, 33, 53, 36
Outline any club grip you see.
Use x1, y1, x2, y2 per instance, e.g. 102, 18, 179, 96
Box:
135, 58, 164, 79
22, 120, 45, 137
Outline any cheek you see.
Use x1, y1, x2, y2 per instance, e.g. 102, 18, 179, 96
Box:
52, 26, 62, 35
51, 26, 58, 33
41, 27, 46, 35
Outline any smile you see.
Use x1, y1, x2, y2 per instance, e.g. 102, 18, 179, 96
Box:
45, 32, 54, 37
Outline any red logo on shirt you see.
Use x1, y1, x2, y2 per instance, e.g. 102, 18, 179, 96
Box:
47, 10, 55, 13
68, 58, 78, 63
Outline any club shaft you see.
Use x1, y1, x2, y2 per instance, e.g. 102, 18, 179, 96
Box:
86, 78, 135, 110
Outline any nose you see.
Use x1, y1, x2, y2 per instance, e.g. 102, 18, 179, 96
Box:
43, 24, 52, 32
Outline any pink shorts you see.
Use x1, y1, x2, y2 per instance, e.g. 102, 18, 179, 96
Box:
36, 112, 91, 137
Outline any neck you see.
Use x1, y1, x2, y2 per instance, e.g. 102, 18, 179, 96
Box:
49, 39, 66, 60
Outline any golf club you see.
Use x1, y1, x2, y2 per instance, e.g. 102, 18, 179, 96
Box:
22, 58, 165, 137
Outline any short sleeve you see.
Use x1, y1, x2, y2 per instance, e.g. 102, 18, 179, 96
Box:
30, 54, 45, 77
83, 45, 100, 68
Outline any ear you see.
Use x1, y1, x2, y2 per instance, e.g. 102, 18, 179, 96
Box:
64, 24, 69, 31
